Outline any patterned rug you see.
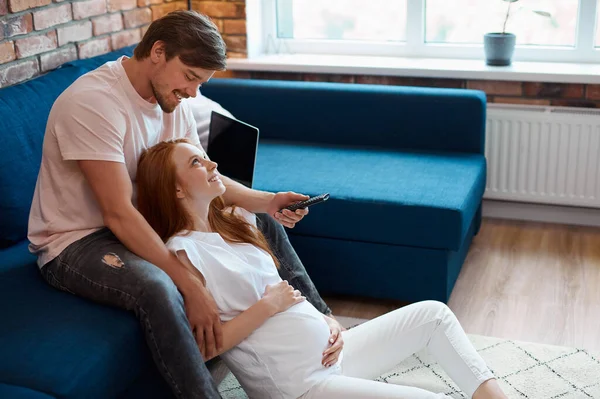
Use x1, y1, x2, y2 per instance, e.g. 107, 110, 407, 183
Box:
217, 317, 600, 398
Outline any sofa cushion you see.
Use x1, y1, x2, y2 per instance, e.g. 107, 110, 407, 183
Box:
0, 383, 56, 399
0, 243, 151, 399
253, 141, 486, 251
0, 66, 86, 247
0, 240, 37, 273
0, 46, 136, 248
201, 79, 486, 155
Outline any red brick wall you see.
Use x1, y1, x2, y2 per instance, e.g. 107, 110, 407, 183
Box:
0, 0, 191, 87
191, 0, 245, 58
0, 0, 249, 87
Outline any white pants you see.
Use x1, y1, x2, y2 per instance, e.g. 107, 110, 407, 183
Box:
300, 301, 494, 399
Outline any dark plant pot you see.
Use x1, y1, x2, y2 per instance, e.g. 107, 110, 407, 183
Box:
484, 33, 516, 66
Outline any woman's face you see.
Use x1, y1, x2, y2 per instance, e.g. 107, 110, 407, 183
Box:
172, 143, 226, 203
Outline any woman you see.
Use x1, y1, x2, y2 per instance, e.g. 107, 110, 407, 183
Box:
136, 138, 507, 399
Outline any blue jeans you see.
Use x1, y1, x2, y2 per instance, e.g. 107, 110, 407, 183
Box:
40, 213, 331, 399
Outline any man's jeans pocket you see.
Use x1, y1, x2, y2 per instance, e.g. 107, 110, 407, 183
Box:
41, 260, 76, 295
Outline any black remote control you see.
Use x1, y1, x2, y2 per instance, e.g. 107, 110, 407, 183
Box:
284, 193, 330, 212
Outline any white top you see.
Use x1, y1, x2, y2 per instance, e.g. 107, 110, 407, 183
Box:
166, 208, 341, 399
28, 56, 200, 267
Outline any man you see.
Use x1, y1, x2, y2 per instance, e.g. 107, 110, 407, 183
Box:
28, 10, 336, 398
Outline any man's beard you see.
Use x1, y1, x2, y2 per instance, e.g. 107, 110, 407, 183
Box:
151, 82, 177, 114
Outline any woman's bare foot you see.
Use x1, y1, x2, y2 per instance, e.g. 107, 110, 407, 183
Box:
472, 378, 508, 399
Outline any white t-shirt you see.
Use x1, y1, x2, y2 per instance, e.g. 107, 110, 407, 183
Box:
166, 208, 342, 399
28, 56, 200, 267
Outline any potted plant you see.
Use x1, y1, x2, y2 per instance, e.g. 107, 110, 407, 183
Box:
484, 0, 552, 66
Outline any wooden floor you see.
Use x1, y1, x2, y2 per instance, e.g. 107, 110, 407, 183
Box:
323, 218, 600, 353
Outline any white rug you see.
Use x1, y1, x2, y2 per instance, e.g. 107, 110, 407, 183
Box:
217, 317, 600, 398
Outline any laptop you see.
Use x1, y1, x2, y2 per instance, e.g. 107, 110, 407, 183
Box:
206, 111, 260, 188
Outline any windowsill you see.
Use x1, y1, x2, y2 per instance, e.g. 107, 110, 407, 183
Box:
226, 53, 600, 85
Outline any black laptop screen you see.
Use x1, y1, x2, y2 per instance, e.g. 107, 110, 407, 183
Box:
206, 112, 259, 188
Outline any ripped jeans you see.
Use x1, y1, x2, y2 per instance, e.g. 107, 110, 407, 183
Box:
40, 214, 331, 399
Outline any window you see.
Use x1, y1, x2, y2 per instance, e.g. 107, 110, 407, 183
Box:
425, 0, 578, 47
596, 0, 600, 47
263, 0, 600, 63
276, 0, 406, 42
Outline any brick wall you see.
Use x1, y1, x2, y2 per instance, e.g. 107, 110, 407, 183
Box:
0, 0, 228, 87
191, 0, 245, 58
0, 0, 249, 87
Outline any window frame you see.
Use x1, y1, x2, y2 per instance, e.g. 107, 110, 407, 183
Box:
255, 0, 600, 64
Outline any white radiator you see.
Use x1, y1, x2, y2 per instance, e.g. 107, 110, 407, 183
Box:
485, 104, 600, 208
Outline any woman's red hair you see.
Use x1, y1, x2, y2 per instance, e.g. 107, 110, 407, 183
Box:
137, 138, 279, 267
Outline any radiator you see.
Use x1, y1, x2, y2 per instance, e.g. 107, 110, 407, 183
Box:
484, 104, 600, 208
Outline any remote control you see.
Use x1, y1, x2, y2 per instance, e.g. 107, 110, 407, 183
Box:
284, 193, 330, 212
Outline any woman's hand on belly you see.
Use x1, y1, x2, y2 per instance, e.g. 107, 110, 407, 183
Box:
322, 315, 344, 367
262, 280, 306, 315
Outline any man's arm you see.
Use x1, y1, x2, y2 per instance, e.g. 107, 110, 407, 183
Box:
220, 175, 274, 213
78, 160, 224, 358
220, 175, 309, 228
175, 250, 274, 360
206, 298, 273, 361
175, 250, 305, 361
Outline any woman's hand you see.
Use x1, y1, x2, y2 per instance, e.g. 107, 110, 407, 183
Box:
262, 280, 305, 315
322, 316, 344, 367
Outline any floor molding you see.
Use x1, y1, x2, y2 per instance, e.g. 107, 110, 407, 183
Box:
482, 199, 600, 228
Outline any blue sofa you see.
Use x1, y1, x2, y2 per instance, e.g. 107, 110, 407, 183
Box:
0, 45, 486, 398
201, 80, 487, 304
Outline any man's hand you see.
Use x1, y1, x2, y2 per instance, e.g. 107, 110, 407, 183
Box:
266, 191, 310, 228
322, 316, 344, 367
181, 278, 223, 360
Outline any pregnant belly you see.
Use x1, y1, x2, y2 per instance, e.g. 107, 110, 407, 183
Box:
247, 301, 335, 374
223, 301, 342, 398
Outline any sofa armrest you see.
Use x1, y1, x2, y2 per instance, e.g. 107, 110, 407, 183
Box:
201, 78, 486, 155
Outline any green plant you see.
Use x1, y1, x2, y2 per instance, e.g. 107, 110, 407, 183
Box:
501, 0, 553, 34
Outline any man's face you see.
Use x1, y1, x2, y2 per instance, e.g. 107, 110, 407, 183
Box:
150, 53, 215, 113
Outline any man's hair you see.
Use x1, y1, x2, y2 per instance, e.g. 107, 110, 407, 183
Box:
134, 10, 227, 71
